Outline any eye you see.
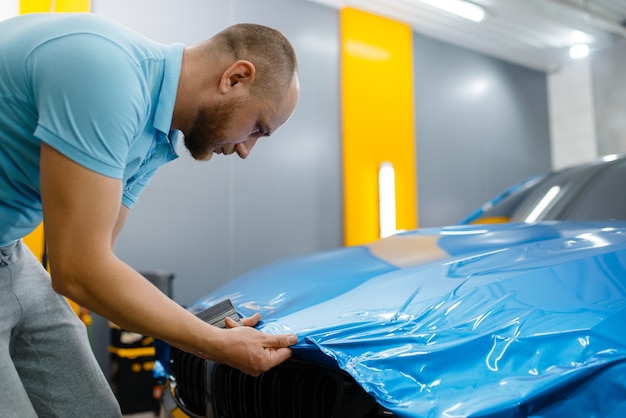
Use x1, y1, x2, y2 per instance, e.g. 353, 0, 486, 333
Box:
250, 126, 270, 138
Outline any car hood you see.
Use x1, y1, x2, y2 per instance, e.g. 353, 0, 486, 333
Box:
189, 221, 626, 417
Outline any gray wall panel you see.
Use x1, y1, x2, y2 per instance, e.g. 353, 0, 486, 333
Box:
228, 0, 342, 279
413, 33, 551, 227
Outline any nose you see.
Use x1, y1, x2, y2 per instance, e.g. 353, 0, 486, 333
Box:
235, 137, 259, 159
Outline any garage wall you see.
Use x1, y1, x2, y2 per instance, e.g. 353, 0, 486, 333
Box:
414, 33, 552, 227
548, 59, 597, 169
592, 37, 626, 158
548, 37, 626, 171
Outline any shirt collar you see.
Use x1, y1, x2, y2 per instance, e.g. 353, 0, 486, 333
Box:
153, 42, 184, 137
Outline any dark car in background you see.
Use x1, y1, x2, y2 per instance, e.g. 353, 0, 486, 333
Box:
166, 154, 626, 418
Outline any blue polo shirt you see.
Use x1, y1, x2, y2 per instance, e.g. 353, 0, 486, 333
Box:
0, 13, 183, 246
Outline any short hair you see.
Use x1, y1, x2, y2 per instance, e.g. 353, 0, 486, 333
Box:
211, 23, 298, 99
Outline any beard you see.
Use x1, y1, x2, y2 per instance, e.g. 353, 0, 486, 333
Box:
183, 97, 243, 161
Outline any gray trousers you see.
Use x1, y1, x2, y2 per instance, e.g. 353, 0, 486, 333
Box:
0, 241, 122, 417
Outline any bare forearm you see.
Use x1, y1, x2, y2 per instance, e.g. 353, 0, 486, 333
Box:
52, 256, 296, 376
53, 255, 222, 358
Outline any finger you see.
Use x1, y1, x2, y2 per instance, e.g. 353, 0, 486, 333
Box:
240, 312, 261, 327
265, 333, 298, 348
224, 316, 241, 328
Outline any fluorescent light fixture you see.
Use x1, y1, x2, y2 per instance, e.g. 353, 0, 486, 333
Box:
412, 0, 486, 22
378, 162, 397, 238
525, 186, 560, 223
569, 44, 589, 59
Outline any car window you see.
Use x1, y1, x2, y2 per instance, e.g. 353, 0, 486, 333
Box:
462, 176, 543, 224
560, 158, 626, 221
465, 157, 626, 224
508, 164, 596, 222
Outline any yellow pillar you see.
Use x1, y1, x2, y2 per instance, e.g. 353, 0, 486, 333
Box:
341, 8, 417, 246
20, 0, 90, 14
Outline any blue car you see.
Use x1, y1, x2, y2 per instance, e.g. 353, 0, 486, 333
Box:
167, 155, 626, 418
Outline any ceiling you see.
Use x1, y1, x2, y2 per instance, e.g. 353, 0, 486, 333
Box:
309, 0, 626, 72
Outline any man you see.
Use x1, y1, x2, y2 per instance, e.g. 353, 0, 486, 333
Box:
0, 12, 300, 417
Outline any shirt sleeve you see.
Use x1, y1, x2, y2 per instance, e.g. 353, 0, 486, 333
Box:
29, 34, 149, 179
122, 167, 157, 209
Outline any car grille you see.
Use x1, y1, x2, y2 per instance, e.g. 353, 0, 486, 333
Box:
169, 347, 394, 418
169, 347, 209, 416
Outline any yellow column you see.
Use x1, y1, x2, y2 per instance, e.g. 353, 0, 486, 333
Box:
341, 8, 417, 246
20, 0, 90, 14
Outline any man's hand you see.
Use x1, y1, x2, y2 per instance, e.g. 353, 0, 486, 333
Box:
205, 313, 297, 376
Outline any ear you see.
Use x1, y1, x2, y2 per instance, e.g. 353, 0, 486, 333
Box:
219, 60, 256, 94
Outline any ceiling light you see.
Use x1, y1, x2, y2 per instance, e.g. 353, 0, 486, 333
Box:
569, 43, 589, 59
412, 0, 486, 22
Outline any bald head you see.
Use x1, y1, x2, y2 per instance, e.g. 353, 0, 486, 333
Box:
209, 23, 298, 100
173, 24, 299, 161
